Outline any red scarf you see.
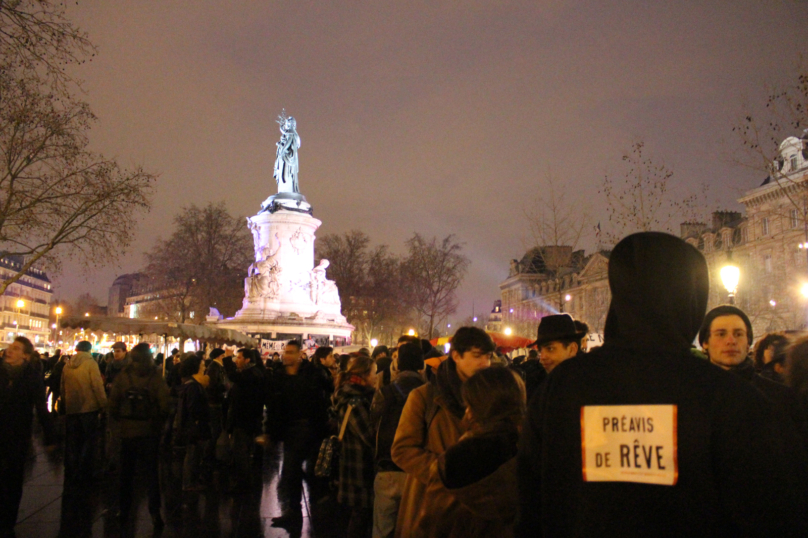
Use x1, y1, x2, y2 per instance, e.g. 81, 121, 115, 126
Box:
347, 374, 367, 386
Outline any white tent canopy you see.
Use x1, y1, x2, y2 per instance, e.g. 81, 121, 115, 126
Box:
59, 316, 256, 347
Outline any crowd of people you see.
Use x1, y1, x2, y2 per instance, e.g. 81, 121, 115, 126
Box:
3, 231, 808, 537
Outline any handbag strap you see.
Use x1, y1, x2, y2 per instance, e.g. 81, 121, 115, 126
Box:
338, 404, 354, 442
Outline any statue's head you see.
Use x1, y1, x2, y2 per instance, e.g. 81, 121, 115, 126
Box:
285, 116, 296, 131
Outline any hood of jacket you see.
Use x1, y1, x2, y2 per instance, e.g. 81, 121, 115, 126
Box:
604, 232, 709, 352
68, 351, 94, 369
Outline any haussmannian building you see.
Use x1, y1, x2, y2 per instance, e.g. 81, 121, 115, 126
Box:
0, 256, 53, 346
500, 134, 808, 340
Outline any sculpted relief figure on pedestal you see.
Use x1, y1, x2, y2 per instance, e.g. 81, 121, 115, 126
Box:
310, 260, 342, 307
273, 111, 301, 194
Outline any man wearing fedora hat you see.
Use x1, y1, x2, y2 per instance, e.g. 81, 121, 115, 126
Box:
530, 314, 587, 374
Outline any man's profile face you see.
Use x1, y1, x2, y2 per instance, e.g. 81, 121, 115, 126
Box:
283, 346, 301, 367
235, 351, 249, 370
321, 352, 335, 368
113, 348, 126, 361
452, 347, 491, 382
703, 315, 749, 369
5, 341, 28, 365
539, 341, 578, 374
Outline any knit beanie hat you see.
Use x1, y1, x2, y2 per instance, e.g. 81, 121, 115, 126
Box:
698, 305, 753, 347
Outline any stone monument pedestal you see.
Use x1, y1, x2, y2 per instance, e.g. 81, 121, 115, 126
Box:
214, 208, 353, 347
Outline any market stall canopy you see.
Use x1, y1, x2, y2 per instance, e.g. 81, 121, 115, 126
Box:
430, 331, 534, 354
59, 316, 256, 346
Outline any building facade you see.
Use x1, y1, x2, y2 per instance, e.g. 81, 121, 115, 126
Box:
500, 134, 808, 340
0, 256, 53, 346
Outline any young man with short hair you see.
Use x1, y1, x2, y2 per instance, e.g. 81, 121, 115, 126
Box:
391, 326, 493, 537
268, 340, 332, 529
699, 305, 808, 444
0, 337, 54, 537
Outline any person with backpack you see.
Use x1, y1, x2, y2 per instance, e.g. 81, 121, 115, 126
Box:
108, 342, 170, 531
370, 342, 425, 538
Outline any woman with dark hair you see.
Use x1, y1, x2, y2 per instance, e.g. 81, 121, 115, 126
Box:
333, 355, 377, 537
108, 342, 170, 530
176, 353, 211, 492
754, 333, 790, 383
433, 367, 525, 537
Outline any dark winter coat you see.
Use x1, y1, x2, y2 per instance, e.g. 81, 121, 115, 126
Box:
436, 422, 520, 538
370, 370, 425, 471
518, 359, 547, 403
204, 360, 227, 406
222, 357, 265, 435
728, 357, 808, 448
0, 357, 54, 449
104, 356, 130, 391
517, 232, 808, 538
176, 378, 211, 443
334, 381, 376, 508
266, 360, 330, 439
108, 362, 171, 439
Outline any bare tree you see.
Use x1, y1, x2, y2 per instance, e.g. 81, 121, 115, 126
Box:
143, 202, 253, 323
0, 0, 95, 90
0, 1, 154, 295
732, 67, 808, 257
524, 172, 591, 311
73, 292, 99, 317
316, 231, 411, 344
402, 233, 469, 339
600, 141, 707, 245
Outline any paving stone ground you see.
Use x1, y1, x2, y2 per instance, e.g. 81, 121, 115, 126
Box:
14, 425, 349, 538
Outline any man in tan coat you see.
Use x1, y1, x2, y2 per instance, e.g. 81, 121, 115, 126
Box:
61, 340, 107, 483
391, 327, 494, 537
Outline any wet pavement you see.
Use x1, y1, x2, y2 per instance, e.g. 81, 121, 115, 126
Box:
14, 426, 349, 538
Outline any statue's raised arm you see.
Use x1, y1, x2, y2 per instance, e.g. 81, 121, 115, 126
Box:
273, 110, 301, 194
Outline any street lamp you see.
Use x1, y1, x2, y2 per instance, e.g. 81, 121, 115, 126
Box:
54, 306, 62, 342
370, 338, 378, 348
504, 327, 513, 336
407, 329, 415, 336
720, 263, 740, 305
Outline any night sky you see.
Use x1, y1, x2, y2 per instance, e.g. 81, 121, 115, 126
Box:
53, 1, 808, 322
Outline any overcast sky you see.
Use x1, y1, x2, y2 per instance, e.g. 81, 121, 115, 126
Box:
53, 0, 808, 322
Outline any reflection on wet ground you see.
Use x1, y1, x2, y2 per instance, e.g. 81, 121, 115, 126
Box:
15, 430, 349, 538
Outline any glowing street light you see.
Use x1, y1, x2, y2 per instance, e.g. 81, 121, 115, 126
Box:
504, 327, 513, 336
801, 283, 808, 298
370, 338, 378, 348
565, 294, 571, 302
407, 329, 415, 336
16, 299, 24, 309
55, 306, 63, 315
720, 263, 740, 305
84, 312, 90, 317
770, 299, 777, 307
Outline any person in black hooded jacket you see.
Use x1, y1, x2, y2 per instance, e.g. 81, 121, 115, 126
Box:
517, 232, 808, 538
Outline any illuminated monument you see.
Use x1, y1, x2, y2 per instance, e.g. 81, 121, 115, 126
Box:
213, 112, 353, 347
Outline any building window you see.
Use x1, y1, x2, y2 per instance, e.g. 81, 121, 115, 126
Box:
761, 217, 769, 236
793, 209, 801, 229
763, 252, 773, 273
791, 155, 799, 171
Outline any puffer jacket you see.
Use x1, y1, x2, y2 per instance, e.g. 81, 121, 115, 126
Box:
61, 351, 107, 414
391, 358, 467, 538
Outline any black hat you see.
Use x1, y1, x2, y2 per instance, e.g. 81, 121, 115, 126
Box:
529, 314, 587, 348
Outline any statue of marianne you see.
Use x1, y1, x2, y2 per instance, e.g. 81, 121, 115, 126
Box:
273, 111, 301, 194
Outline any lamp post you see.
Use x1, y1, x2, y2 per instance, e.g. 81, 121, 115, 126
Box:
720, 263, 740, 305
16, 299, 24, 334
54, 306, 62, 343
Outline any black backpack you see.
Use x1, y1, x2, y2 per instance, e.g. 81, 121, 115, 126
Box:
119, 372, 158, 421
